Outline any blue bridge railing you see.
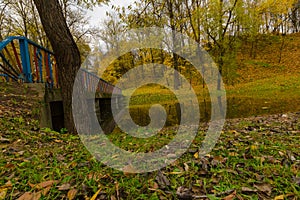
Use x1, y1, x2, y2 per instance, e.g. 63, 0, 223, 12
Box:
0, 36, 121, 95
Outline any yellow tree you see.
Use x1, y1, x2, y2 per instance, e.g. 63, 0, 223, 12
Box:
257, 0, 297, 33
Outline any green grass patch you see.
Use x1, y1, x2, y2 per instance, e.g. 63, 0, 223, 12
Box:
1, 110, 299, 199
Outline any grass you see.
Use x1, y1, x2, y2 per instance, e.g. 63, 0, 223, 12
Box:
125, 72, 300, 111
1, 116, 299, 199
226, 74, 300, 99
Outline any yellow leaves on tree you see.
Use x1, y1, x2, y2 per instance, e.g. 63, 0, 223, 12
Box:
258, 0, 297, 15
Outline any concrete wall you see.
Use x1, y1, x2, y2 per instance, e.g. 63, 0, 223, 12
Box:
28, 83, 123, 133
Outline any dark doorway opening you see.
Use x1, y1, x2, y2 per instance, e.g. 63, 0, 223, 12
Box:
50, 101, 64, 132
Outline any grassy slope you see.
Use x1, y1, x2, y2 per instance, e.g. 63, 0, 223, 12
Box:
128, 33, 300, 107
236, 33, 300, 83
232, 33, 300, 97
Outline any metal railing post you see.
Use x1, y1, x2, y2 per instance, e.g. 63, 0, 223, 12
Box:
19, 38, 32, 83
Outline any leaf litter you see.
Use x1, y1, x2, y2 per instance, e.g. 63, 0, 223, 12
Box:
0, 82, 299, 199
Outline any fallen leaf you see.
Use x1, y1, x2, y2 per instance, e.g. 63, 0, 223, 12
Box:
123, 164, 136, 175
254, 183, 272, 196
5, 181, 12, 188
254, 156, 265, 163
17, 192, 32, 200
198, 169, 208, 175
41, 186, 51, 196
200, 158, 209, 170
88, 172, 104, 181
228, 152, 238, 156
293, 177, 300, 185
148, 181, 159, 191
110, 195, 117, 200
211, 176, 221, 184
4, 163, 15, 169
0, 181, 12, 190
115, 181, 119, 199
169, 171, 183, 175
241, 187, 257, 193
223, 190, 236, 200
28, 183, 35, 188
156, 171, 170, 189
68, 161, 77, 168
192, 184, 202, 194
90, 188, 101, 200
17, 151, 25, 155
214, 156, 224, 162
67, 189, 77, 200
236, 194, 244, 200
32, 180, 58, 189
278, 151, 285, 157
57, 183, 71, 191
253, 173, 264, 181
212, 156, 225, 166
287, 151, 296, 161
228, 130, 238, 135
176, 186, 193, 199
184, 163, 189, 172
152, 182, 159, 189
188, 148, 198, 153
0, 137, 10, 143
250, 145, 258, 150
194, 152, 199, 159
265, 156, 279, 164
0, 188, 7, 200
31, 192, 41, 200
274, 195, 284, 200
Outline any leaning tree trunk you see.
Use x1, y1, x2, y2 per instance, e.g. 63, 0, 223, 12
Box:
33, 0, 81, 134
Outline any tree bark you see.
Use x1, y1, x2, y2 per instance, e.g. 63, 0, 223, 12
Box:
166, 0, 180, 90
33, 0, 81, 133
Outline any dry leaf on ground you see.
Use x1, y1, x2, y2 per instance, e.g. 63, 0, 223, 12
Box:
254, 183, 272, 196
57, 183, 71, 191
223, 190, 236, 200
0, 188, 7, 200
67, 189, 77, 200
90, 188, 102, 200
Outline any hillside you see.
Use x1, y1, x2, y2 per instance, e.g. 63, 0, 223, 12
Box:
237, 33, 300, 83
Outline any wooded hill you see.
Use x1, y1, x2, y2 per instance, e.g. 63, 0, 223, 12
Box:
236, 32, 300, 83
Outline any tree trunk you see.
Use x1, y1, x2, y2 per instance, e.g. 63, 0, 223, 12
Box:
33, 0, 81, 134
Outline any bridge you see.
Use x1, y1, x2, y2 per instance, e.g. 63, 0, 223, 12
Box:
0, 36, 122, 132
0, 36, 121, 95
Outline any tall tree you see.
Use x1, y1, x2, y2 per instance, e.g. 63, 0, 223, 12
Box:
117, 0, 186, 90
290, 0, 300, 32
33, 0, 82, 133
0, 1, 11, 40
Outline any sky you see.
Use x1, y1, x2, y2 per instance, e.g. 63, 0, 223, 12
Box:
87, 0, 135, 26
